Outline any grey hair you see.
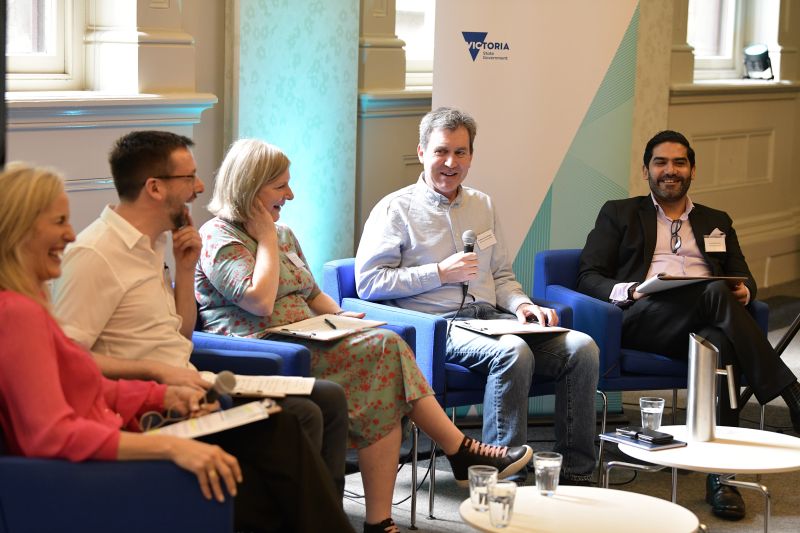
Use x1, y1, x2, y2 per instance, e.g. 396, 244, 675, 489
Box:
419, 107, 478, 153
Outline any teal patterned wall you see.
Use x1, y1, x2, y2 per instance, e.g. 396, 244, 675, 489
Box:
513, 7, 639, 294
237, 0, 359, 281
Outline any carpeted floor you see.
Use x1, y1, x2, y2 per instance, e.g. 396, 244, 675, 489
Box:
343, 290, 800, 532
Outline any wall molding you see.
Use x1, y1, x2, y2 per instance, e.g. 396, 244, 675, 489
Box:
358, 89, 432, 118
6, 92, 218, 130
670, 81, 800, 104
736, 207, 800, 244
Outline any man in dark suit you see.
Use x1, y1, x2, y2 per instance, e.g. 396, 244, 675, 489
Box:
578, 130, 800, 521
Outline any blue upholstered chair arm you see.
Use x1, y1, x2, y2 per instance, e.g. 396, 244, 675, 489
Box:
340, 297, 447, 393
529, 297, 573, 329
0, 458, 233, 533
192, 331, 311, 377
191, 348, 283, 376
377, 323, 417, 351
545, 285, 623, 379
322, 258, 357, 305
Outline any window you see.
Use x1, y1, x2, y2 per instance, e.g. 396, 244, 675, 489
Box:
688, 0, 739, 77
6, 0, 84, 91
687, 0, 780, 80
396, 0, 435, 87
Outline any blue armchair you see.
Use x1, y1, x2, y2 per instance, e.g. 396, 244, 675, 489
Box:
323, 258, 576, 517
533, 249, 769, 479
0, 346, 290, 533
533, 249, 768, 395
0, 458, 233, 533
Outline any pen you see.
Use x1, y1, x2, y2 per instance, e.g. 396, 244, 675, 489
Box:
324, 318, 337, 330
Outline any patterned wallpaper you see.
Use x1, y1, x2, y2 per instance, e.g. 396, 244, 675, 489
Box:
237, 0, 359, 281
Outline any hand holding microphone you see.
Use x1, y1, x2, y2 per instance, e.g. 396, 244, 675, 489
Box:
461, 230, 477, 297
436, 229, 478, 286
203, 370, 237, 405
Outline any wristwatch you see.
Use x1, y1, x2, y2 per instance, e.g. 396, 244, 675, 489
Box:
627, 283, 640, 301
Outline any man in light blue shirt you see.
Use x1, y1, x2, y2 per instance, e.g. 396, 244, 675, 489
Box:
355, 107, 600, 484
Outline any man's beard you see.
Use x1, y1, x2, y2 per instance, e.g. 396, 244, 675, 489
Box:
170, 201, 190, 230
648, 171, 691, 203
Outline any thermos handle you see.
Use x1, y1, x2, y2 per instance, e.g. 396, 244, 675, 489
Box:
715, 365, 738, 410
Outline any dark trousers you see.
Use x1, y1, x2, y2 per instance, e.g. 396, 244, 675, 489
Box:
278, 380, 348, 499
233, 380, 348, 500
621, 280, 795, 405
202, 411, 354, 533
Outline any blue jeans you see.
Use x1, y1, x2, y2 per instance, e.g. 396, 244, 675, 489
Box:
445, 303, 599, 478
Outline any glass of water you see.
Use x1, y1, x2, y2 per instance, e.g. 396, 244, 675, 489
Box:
487, 480, 517, 528
640, 397, 665, 430
533, 451, 562, 497
468, 465, 498, 511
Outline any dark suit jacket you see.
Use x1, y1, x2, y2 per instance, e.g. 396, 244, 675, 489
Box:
577, 195, 756, 301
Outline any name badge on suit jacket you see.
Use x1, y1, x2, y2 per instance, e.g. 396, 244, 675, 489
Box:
704, 228, 726, 252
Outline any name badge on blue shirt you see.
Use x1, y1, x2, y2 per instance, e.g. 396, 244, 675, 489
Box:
477, 229, 497, 250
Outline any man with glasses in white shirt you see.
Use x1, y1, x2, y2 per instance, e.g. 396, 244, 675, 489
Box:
578, 130, 800, 521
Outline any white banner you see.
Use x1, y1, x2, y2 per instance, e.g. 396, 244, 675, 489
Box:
434, 0, 638, 256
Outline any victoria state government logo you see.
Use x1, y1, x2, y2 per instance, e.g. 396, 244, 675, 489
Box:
462, 31, 511, 62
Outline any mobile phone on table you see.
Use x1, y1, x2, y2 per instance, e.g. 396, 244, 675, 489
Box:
637, 428, 673, 444
615, 426, 673, 444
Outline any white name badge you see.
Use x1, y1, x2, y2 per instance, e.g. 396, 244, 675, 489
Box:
704, 234, 726, 252
476, 229, 497, 250
285, 252, 307, 269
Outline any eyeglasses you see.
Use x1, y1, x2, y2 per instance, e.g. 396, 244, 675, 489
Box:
138, 406, 187, 432
670, 219, 682, 254
153, 173, 198, 181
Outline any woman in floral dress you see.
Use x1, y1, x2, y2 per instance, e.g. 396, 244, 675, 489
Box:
196, 139, 532, 533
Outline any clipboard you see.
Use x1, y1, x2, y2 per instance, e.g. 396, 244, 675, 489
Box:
265, 314, 387, 341
637, 273, 747, 295
146, 399, 281, 439
199, 371, 315, 398
453, 319, 568, 336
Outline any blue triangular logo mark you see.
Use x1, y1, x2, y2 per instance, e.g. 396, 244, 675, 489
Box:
462, 32, 488, 62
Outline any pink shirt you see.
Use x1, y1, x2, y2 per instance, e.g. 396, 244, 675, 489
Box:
610, 194, 710, 302
0, 291, 166, 461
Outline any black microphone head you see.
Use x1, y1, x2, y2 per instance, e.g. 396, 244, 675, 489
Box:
462, 230, 477, 253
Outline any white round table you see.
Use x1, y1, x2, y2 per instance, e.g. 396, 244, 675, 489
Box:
459, 485, 699, 532
613, 425, 800, 533
618, 425, 800, 473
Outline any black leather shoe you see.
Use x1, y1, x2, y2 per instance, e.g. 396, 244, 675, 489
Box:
705, 474, 745, 521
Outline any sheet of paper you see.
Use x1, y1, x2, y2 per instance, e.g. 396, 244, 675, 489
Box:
146, 400, 280, 439
199, 371, 316, 398
453, 319, 568, 336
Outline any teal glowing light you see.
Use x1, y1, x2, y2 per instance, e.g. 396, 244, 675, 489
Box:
237, 0, 359, 281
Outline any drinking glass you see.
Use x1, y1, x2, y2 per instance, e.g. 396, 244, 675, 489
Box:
487, 480, 517, 528
468, 465, 498, 511
640, 397, 665, 430
533, 451, 562, 496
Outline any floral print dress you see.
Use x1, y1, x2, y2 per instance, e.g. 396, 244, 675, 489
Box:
195, 217, 433, 449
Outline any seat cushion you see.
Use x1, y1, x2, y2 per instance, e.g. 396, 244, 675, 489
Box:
619, 348, 687, 377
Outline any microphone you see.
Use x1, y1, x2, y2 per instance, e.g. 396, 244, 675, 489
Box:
461, 230, 477, 297
204, 370, 237, 404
